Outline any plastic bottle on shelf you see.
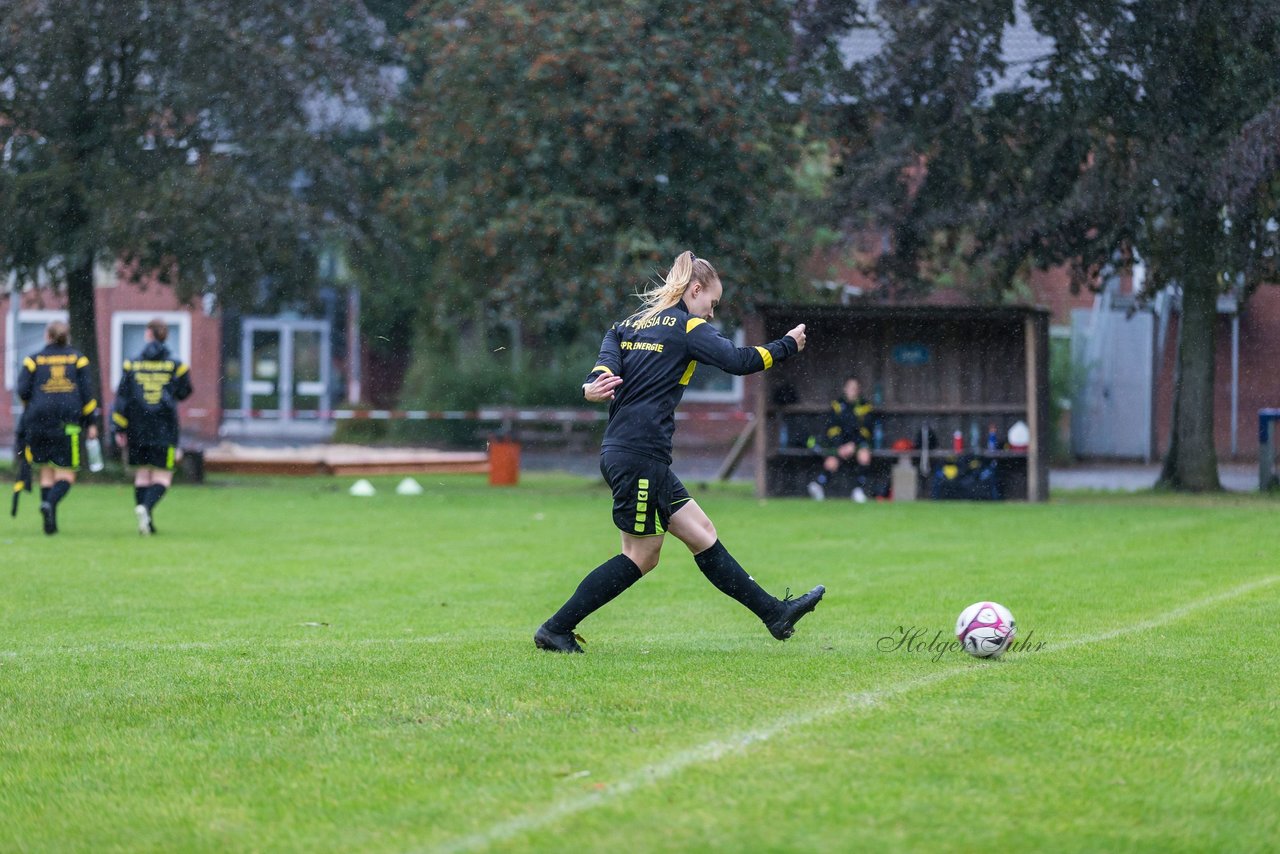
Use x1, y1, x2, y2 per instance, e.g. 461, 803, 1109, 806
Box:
873, 420, 884, 450
987, 424, 999, 451
952, 430, 963, 453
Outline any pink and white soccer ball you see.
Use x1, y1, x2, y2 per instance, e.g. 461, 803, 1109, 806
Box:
955, 601, 1017, 659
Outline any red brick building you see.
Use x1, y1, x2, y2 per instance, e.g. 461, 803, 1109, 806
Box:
3, 268, 222, 446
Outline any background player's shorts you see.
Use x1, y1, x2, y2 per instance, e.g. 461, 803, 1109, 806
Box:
26, 425, 80, 468
128, 443, 176, 469
600, 450, 692, 537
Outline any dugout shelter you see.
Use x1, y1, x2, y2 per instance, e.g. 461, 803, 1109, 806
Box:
743, 304, 1051, 501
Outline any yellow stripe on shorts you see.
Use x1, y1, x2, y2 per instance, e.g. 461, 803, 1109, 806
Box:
634, 478, 650, 533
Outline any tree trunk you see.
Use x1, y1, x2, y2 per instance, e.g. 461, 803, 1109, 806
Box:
1157, 267, 1222, 491
66, 253, 104, 418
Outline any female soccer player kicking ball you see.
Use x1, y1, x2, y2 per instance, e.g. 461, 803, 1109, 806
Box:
535, 251, 825, 653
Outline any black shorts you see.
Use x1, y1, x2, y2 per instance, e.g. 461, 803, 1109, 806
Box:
128, 443, 176, 469
26, 425, 83, 468
600, 450, 692, 537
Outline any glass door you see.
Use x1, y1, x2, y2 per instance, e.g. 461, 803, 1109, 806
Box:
290, 325, 330, 418
244, 325, 282, 418
240, 318, 330, 421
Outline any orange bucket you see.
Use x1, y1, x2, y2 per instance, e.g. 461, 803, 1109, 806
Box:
488, 438, 521, 486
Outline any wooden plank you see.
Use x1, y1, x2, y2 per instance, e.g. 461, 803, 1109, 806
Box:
715, 419, 758, 481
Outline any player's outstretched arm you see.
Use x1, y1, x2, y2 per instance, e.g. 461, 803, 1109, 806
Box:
688, 320, 807, 376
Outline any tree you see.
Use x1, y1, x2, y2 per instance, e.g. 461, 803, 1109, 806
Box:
0, 1, 393, 399
392, 0, 818, 352
819, 0, 1280, 491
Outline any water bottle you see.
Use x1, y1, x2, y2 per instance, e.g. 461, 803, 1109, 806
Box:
986, 424, 999, 451
873, 421, 884, 450
86, 436, 105, 473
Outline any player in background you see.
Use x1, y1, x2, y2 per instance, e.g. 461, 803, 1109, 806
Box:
16, 320, 100, 535
111, 318, 193, 535
806, 376, 875, 503
535, 251, 825, 653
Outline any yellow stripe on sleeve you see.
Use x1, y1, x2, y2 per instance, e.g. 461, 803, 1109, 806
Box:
76, 356, 90, 369
113, 412, 129, 428
678, 361, 697, 386
23, 357, 35, 372
82, 399, 97, 415
591, 366, 613, 376
755, 346, 774, 370
686, 318, 706, 333
176, 363, 190, 377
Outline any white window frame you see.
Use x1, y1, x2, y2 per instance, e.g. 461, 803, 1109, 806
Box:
5, 308, 68, 390
110, 310, 193, 393
683, 327, 746, 403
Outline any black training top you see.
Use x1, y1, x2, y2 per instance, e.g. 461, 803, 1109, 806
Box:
16, 344, 98, 437
110, 341, 194, 447
587, 299, 800, 464
808, 396, 874, 453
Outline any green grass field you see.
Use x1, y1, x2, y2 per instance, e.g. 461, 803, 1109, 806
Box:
2, 473, 1278, 852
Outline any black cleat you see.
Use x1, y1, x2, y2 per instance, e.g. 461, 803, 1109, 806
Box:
40, 501, 57, 535
534, 624, 585, 653
765, 585, 825, 640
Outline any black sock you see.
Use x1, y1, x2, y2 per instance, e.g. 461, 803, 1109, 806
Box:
49, 481, 71, 507
135, 486, 146, 506
694, 540, 779, 621
545, 554, 643, 634
41, 487, 51, 505
144, 484, 167, 511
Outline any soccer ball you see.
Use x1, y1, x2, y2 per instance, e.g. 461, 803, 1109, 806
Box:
955, 601, 1016, 659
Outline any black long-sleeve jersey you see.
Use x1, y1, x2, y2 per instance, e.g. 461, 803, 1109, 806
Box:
110, 341, 193, 447
587, 300, 800, 464
16, 345, 98, 435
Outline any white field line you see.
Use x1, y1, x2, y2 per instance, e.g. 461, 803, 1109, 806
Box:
432, 574, 1280, 854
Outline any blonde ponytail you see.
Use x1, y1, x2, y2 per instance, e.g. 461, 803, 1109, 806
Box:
632, 251, 718, 326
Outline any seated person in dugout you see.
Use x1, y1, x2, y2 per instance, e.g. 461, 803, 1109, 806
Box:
806, 375, 874, 503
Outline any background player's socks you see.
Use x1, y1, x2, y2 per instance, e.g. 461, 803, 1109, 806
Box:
695, 539, 779, 620
49, 481, 71, 507
135, 485, 146, 507
144, 484, 167, 511
545, 554, 642, 634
